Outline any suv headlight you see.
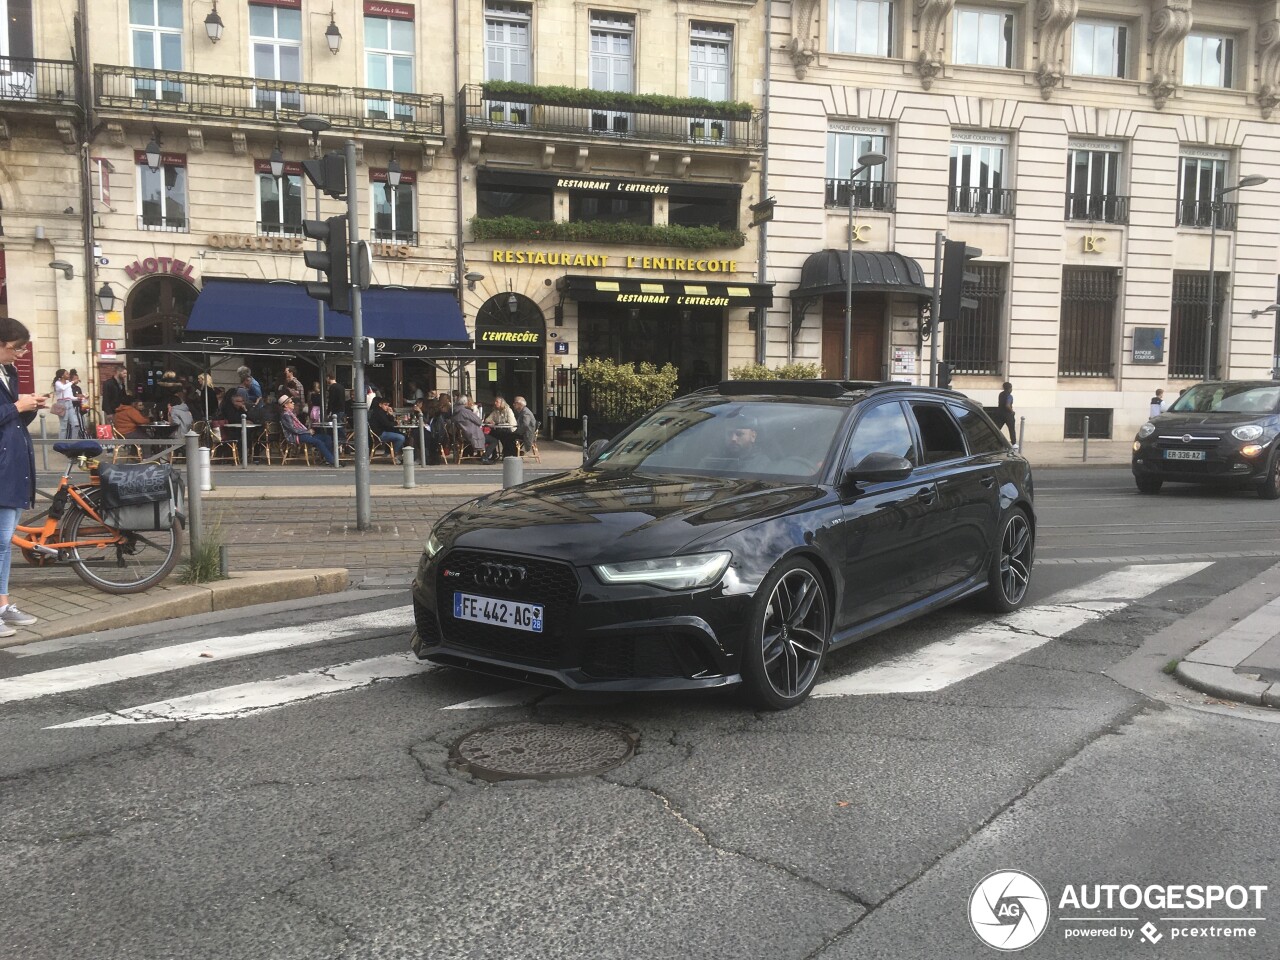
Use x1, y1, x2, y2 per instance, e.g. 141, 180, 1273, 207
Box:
1137, 423, 1156, 439
1232, 425, 1264, 442
594, 551, 732, 591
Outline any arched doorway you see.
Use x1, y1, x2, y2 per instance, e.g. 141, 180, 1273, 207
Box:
474, 293, 546, 412
123, 274, 199, 403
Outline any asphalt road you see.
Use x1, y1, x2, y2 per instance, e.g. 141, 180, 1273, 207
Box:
1, 468, 1278, 960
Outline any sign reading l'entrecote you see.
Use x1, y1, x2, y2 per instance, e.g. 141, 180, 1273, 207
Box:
364, 0, 414, 19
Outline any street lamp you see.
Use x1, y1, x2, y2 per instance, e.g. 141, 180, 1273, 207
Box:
1204, 174, 1268, 381
844, 151, 887, 379
96, 282, 116, 313
269, 144, 285, 179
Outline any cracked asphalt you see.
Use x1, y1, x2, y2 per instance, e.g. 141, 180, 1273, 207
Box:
1, 466, 1279, 959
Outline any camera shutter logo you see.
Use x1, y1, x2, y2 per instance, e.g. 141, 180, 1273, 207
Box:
968, 870, 1049, 951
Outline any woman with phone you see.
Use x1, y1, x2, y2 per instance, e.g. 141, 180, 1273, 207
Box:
0, 317, 46, 636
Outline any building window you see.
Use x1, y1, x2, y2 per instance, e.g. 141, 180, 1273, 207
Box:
365, 12, 415, 121
944, 263, 1004, 375
668, 187, 738, 230
825, 126, 893, 210
689, 22, 732, 140
590, 12, 634, 134
1169, 271, 1227, 379
250, 3, 302, 111
256, 161, 303, 236
953, 7, 1013, 68
828, 0, 894, 57
1064, 144, 1127, 223
569, 191, 652, 225
130, 0, 183, 101
136, 151, 187, 232
1064, 408, 1113, 439
1177, 152, 1231, 228
1184, 32, 1233, 88
949, 134, 1013, 216
476, 181, 552, 221
371, 169, 416, 243
1072, 20, 1127, 78
1058, 267, 1117, 378
484, 2, 531, 123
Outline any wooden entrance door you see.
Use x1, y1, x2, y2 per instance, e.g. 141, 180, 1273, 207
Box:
821, 296, 885, 380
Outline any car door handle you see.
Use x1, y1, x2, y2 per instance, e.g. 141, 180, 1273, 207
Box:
980, 475, 996, 488
917, 486, 936, 505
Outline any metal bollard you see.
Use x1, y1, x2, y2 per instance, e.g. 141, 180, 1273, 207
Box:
1082, 415, 1090, 462
581, 415, 589, 464
1018, 416, 1026, 453
402, 446, 416, 488
503, 455, 523, 488
239, 414, 249, 469
218, 545, 229, 577
417, 420, 427, 466
330, 417, 341, 465
198, 445, 212, 492
38, 412, 48, 470
184, 430, 203, 554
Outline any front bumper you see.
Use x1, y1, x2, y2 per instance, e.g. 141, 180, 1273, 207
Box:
1132, 441, 1273, 484
409, 548, 750, 692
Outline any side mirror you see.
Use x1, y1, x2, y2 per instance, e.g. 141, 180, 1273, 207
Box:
842, 452, 914, 484
584, 438, 611, 463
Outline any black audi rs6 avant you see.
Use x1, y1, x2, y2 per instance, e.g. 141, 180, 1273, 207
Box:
411, 380, 1035, 709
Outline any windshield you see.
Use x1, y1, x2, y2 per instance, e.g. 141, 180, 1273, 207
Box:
1168, 383, 1280, 415
591, 396, 847, 482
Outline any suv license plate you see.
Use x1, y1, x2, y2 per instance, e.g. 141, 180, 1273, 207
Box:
453, 591, 544, 633
1165, 449, 1206, 461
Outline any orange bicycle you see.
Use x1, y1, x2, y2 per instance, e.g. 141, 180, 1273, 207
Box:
13, 440, 182, 594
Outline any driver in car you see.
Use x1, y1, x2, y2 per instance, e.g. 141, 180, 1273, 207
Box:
718, 417, 770, 471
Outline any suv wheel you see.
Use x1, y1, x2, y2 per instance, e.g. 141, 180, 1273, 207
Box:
1135, 477, 1163, 495
1258, 453, 1280, 500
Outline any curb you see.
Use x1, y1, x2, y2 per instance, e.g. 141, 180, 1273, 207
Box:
1173, 661, 1273, 706
1171, 594, 1280, 708
0, 568, 350, 646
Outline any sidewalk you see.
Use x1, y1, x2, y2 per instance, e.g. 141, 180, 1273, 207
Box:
5, 437, 1132, 649
1175, 592, 1280, 708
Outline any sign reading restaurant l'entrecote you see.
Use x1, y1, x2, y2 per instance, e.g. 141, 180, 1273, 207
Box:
489, 249, 739, 273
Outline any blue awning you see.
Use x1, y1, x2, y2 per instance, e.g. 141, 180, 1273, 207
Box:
185, 279, 470, 349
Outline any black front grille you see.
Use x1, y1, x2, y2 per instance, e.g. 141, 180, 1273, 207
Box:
436, 550, 579, 664
1155, 436, 1222, 450
583, 634, 685, 680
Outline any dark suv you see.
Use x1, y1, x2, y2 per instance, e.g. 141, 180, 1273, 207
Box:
411, 380, 1035, 709
1132, 380, 1280, 498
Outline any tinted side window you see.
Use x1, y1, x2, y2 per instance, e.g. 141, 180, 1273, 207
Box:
909, 402, 967, 464
845, 402, 916, 469
948, 402, 1008, 454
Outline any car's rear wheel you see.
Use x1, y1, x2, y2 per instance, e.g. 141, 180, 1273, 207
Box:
980, 508, 1034, 613
742, 558, 829, 710
1135, 476, 1163, 494
1257, 452, 1280, 500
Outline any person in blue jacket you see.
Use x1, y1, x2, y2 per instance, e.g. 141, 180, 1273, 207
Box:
0, 317, 47, 637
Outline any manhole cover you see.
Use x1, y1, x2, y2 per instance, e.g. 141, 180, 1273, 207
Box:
451, 721, 638, 782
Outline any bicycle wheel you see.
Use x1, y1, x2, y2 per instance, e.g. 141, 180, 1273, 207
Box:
62, 499, 182, 594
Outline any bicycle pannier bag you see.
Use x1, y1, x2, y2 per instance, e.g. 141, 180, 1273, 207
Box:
97, 463, 182, 531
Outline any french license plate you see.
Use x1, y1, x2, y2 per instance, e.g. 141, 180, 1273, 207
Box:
1165, 449, 1206, 461
453, 591, 543, 633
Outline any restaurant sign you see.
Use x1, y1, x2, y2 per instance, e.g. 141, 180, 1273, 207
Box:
490, 249, 739, 274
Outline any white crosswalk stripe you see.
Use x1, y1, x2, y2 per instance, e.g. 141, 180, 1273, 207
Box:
811, 562, 1209, 698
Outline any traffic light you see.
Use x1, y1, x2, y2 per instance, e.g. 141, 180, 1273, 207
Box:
940, 240, 982, 323
937, 361, 953, 389
302, 215, 351, 313
302, 151, 346, 199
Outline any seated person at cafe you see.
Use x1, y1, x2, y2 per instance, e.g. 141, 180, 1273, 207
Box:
513, 395, 538, 453
278, 396, 337, 467
483, 395, 518, 461
113, 397, 151, 440
451, 395, 486, 455
167, 392, 193, 439
426, 397, 451, 464
218, 388, 250, 425
369, 396, 406, 455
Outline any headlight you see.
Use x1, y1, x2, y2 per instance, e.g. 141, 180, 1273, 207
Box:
1137, 423, 1156, 439
593, 551, 732, 591
425, 533, 444, 559
1232, 425, 1264, 441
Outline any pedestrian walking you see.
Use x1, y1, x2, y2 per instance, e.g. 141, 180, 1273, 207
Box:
1149, 389, 1165, 418
52, 368, 83, 439
0, 317, 47, 637
996, 381, 1017, 445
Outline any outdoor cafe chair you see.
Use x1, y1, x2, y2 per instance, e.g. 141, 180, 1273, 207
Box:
110, 426, 143, 464
208, 421, 240, 466
368, 429, 399, 465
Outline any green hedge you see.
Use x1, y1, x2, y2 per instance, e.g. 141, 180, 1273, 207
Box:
482, 81, 753, 121
729, 362, 825, 380
470, 216, 746, 250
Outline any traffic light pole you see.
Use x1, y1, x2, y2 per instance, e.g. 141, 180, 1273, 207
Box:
345, 140, 372, 530
929, 230, 944, 387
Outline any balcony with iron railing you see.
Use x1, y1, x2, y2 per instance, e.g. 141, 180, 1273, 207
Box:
948, 186, 1017, 217
0, 55, 79, 109
1064, 192, 1130, 225
94, 65, 445, 139
1177, 199, 1239, 230
823, 179, 897, 213
138, 214, 187, 233
461, 84, 763, 150
372, 228, 419, 245
257, 220, 303, 237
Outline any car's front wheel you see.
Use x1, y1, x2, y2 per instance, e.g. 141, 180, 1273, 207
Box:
1135, 476, 1163, 495
742, 558, 830, 710
1257, 452, 1280, 500
980, 507, 1034, 613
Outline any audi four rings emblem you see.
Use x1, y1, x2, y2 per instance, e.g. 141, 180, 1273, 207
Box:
476, 562, 527, 588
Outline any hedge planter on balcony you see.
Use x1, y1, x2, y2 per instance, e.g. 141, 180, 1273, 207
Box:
470, 216, 747, 250
481, 81, 753, 122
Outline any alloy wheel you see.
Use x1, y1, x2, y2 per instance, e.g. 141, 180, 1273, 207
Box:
759, 567, 828, 700
999, 513, 1033, 605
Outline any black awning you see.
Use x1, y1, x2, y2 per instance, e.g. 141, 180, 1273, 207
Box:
559, 275, 772, 307
791, 250, 932, 300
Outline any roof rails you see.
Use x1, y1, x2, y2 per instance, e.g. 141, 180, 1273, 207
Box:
716, 379, 915, 399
